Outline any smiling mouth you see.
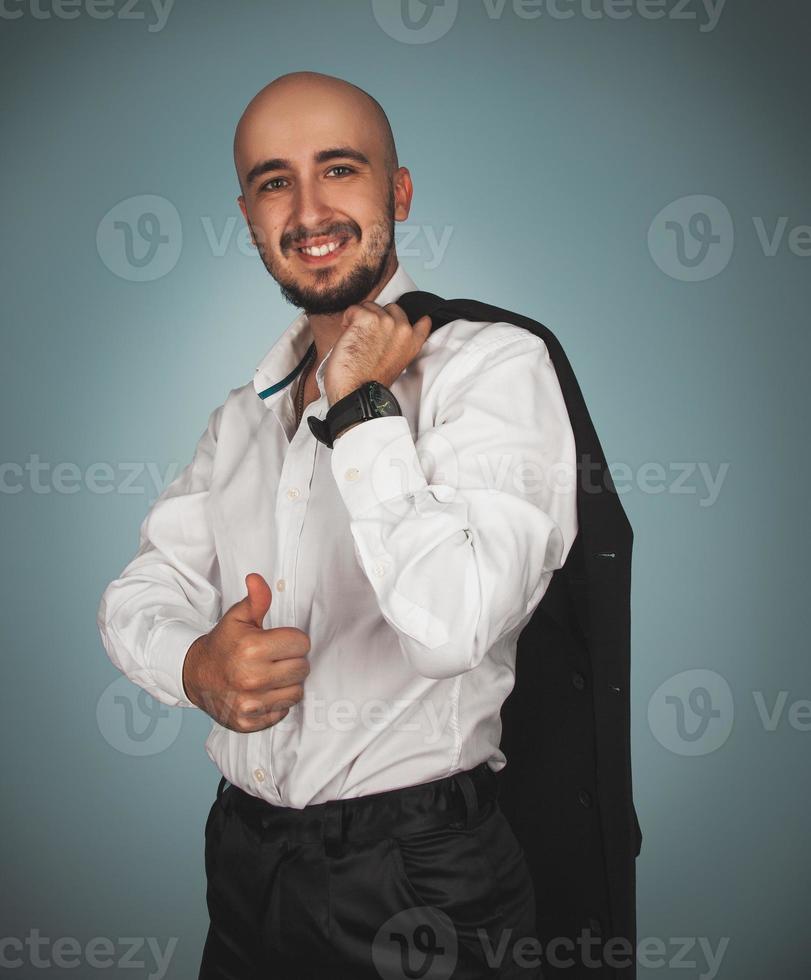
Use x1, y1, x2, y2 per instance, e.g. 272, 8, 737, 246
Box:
294, 236, 352, 262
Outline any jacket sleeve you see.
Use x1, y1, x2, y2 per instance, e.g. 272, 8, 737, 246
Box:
329, 331, 578, 680
96, 405, 224, 707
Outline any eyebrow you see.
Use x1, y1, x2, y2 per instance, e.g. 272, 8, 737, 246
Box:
244, 146, 371, 187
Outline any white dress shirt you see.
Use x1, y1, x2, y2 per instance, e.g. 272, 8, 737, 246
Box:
97, 262, 578, 808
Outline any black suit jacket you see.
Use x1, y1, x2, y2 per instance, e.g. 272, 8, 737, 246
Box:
398, 291, 640, 980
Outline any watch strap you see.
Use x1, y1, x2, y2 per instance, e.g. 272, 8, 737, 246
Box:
308, 381, 401, 448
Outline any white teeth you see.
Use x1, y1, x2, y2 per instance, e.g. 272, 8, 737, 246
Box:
300, 240, 343, 256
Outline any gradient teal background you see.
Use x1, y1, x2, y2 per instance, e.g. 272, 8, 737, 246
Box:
2, 1, 809, 977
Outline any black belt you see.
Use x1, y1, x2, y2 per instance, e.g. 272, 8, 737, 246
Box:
216, 762, 499, 845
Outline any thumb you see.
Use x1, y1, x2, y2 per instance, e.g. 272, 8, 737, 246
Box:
414, 314, 433, 344
230, 572, 272, 628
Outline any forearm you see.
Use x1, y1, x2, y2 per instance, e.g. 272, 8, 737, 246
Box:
330, 409, 573, 679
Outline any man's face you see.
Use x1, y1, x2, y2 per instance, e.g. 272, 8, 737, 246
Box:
236, 103, 410, 315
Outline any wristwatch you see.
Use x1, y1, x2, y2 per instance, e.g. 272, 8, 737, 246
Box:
308, 380, 402, 449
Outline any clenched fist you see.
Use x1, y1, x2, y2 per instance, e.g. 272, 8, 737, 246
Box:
182, 573, 311, 733
324, 300, 432, 405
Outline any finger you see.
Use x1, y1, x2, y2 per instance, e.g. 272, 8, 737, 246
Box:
251, 626, 312, 662
383, 301, 410, 326
341, 303, 379, 329
341, 303, 365, 327
238, 684, 304, 722
249, 657, 311, 695
361, 300, 399, 325
386, 303, 429, 333
233, 702, 290, 733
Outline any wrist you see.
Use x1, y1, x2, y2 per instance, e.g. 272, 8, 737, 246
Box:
332, 420, 364, 441
182, 634, 208, 707
328, 383, 364, 408
311, 380, 402, 450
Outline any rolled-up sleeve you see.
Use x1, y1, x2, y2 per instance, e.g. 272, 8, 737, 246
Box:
330, 331, 578, 680
96, 405, 224, 707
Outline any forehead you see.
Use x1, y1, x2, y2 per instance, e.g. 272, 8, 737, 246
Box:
236, 94, 382, 178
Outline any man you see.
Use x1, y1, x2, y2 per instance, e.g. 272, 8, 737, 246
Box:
97, 71, 578, 979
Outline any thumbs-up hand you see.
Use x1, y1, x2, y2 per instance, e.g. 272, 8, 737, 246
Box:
182, 573, 311, 733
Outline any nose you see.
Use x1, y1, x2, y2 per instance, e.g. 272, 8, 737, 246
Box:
289, 179, 334, 239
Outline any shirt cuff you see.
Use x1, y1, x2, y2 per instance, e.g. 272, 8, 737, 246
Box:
149, 619, 211, 707
330, 415, 428, 518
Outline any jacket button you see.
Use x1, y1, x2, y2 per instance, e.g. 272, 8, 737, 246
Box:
578, 788, 592, 808
588, 916, 602, 937
571, 671, 586, 691
609, 684, 622, 695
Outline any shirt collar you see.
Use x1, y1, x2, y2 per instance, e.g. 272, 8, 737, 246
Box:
253, 261, 420, 405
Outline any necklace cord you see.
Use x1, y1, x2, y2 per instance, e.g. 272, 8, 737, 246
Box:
294, 346, 316, 428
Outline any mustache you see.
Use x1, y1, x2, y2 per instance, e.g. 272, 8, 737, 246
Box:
281, 222, 360, 251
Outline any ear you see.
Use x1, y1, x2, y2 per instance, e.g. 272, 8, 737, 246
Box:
393, 167, 414, 223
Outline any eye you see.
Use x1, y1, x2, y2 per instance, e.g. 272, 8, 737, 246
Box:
260, 177, 288, 192
327, 166, 354, 177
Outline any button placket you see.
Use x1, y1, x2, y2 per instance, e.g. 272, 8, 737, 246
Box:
265, 430, 314, 805
274, 436, 312, 617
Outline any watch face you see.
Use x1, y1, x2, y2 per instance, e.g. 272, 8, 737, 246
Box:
369, 382, 396, 415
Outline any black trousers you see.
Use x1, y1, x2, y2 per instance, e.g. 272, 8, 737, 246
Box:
198, 762, 544, 979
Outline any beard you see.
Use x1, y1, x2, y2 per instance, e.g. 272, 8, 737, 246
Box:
252, 188, 397, 316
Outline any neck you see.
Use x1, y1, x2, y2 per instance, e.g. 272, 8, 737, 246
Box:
305, 255, 399, 373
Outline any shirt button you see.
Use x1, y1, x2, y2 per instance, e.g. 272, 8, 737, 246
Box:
254, 768, 266, 783
373, 562, 388, 577
286, 487, 300, 499
344, 467, 360, 482
276, 578, 286, 591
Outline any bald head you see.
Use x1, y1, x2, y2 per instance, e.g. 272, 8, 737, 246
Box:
232, 71, 413, 316
233, 71, 398, 196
